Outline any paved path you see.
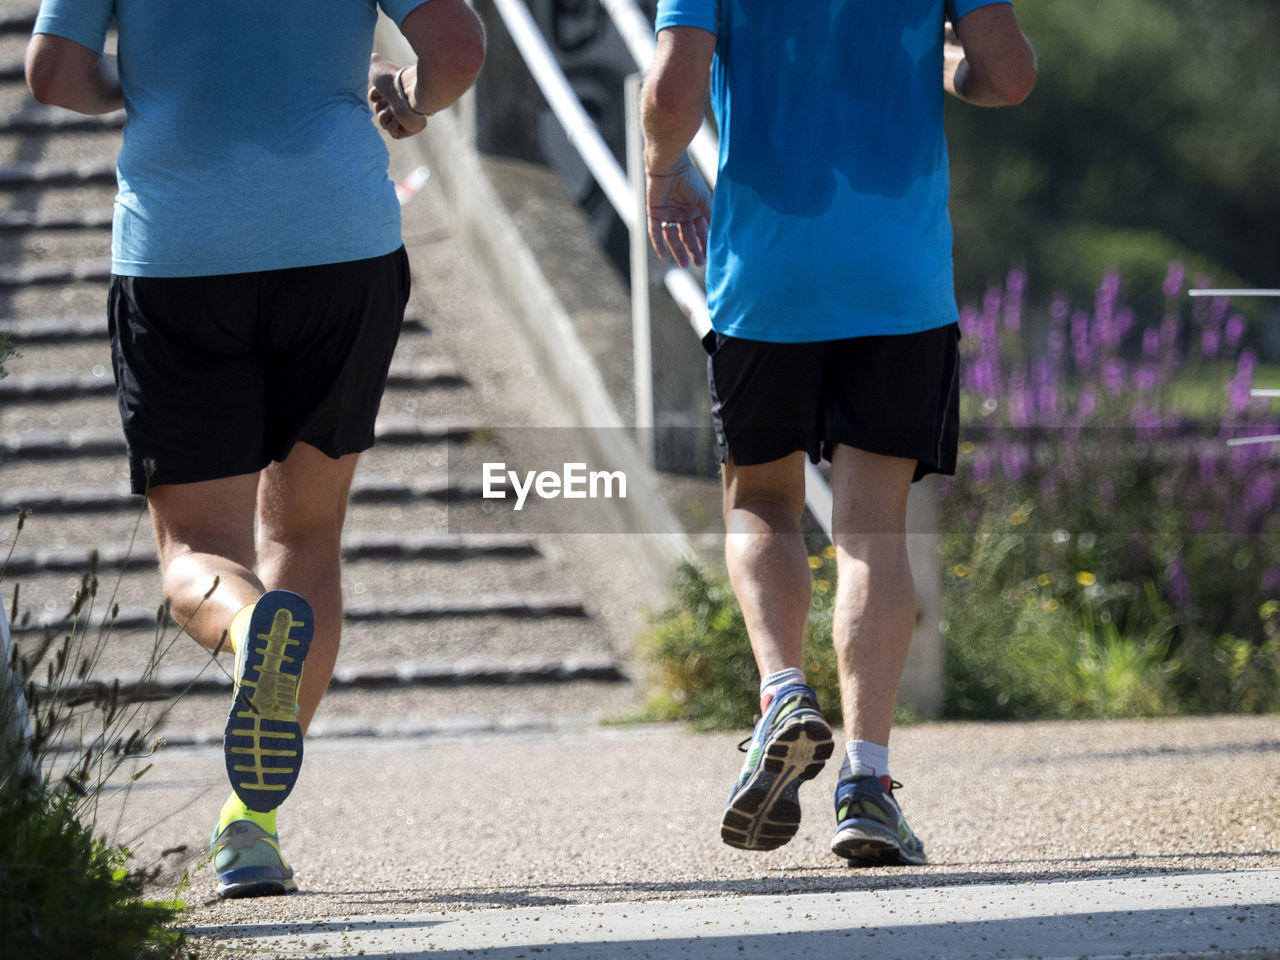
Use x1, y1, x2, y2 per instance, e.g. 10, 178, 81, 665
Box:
186, 871, 1280, 959
100, 715, 1280, 959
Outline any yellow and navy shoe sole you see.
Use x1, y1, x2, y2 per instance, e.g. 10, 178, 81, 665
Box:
223, 590, 313, 813
721, 709, 833, 851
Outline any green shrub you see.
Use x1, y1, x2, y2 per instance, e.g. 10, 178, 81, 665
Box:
0, 788, 188, 960
638, 559, 841, 731
2, 512, 196, 958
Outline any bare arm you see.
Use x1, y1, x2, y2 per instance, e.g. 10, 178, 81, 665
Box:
641, 26, 716, 267
25, 33, 122, 115
944, 3, 1036, 106
369, 0, 486, 139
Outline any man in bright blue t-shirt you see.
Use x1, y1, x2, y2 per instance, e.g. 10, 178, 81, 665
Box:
643, 0, 1034, 864
26, 0, 483, 898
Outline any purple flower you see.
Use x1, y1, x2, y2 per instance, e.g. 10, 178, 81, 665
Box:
1162, 261, 1184, 299
1009, 389, 1032, 428
1037, 383, 1059, 420
1078, 385, 1098, 422
1228, 350, 1258, 413
1198, 453, 1218, 487
1135, 365, 1159, 392
1210, 294, 1230, 326
1202, 328, 1221, 358
969, 356, 997, 398
1225, 313, 1247, 349
1001, 444, 1029, 481
971, 451, 992, 485
1104, 358, 1126, 396
1245, 472, 1275, 518
1142, 328, 1160, 358
1159, 314, 1179, 358
1004, 270, 1026, 331
1117, 307, 1135, 342
1096, 270, 1121, 322
1047, 328, 1066, 364
1072, 312, 1092, 368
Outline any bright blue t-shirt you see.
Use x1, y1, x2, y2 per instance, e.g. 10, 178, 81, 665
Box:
33, 0, 429, 277
655, 0, 1011, 342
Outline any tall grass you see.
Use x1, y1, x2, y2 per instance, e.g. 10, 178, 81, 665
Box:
942, 264, 1280, 718
2, 508, 199, 959
640, 264, 1280, 727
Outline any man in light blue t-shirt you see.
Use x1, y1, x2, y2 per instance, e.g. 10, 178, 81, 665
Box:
643, 0, 1034, 864
26, 0, 484, 898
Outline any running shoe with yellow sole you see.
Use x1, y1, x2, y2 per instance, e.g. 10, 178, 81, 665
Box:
211, 819, 297, 898
224, 590, 313, 813
721, 683, 833, 851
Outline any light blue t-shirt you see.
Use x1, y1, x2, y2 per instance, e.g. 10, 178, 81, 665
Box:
33, 0, 429, 277
655, 0, 1012, 342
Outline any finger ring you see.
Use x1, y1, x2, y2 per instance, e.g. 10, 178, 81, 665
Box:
661, 221, 678, 228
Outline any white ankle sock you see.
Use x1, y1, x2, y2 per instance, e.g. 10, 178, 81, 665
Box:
759, 667, 806, 706
838, 739, 889, 781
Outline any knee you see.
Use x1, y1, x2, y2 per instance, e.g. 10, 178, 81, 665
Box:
259, 518, 343, 557
722, 492, 805, 533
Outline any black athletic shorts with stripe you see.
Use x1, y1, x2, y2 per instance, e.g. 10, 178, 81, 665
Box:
703, 323, 960, 482
108, 247, 410, 494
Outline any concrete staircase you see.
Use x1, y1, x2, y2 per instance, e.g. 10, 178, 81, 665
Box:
0, 7, 658, 746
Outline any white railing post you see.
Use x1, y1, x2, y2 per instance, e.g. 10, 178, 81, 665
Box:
625, 72, 655, 453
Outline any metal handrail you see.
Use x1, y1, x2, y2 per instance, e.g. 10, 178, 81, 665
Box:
597, 0, 719, 186
490, 0, 634, 226
486, 0, 835, 536
1189, 289, 1280, 298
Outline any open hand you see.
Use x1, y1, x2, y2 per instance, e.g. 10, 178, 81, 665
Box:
646, 155, 711, 268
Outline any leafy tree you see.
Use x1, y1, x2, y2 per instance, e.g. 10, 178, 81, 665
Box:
948, 0, 1280, 318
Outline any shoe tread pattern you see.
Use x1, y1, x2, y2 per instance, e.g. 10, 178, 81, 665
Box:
721, 712, 833, 851
223, 590, 314, 812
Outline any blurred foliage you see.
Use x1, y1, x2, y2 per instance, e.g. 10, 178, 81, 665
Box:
637, 556, 919, 732
948, 0, 1280, 316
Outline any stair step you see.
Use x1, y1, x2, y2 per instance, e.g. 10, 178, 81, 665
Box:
2, 531, 539, 576
25, 654, 624, 707
1, 473, 489, 514
0, 417, 474, 461
0, 12, 34, 35
10, 592, 588, 634
0, 311, 431, 344
0, 358, 466, 401
0, 106, 124, 133
0, 207, 113, 231
0, 257, 111, 288
0, 160, 117, 188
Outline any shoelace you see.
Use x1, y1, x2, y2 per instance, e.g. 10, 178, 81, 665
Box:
735, 713, 764, 752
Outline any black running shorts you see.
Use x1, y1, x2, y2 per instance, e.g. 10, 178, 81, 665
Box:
108, 247, 410, 494
704, 323, 960, 481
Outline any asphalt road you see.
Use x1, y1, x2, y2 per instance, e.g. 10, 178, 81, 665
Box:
102, 712, 1280, 959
